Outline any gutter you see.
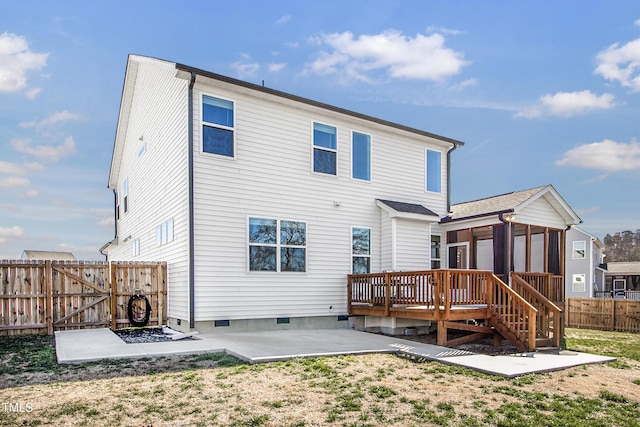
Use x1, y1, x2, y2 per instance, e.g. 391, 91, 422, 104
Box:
188, 71, 196, 329
446, 141, 462, 214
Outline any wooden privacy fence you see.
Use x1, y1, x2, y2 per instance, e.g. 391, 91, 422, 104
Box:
0, 260, 167, 335
566, 297, 640, 333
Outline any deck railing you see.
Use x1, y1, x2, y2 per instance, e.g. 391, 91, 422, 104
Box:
348, 269, 492, 316
490, 275, 538, 351
514, 272, 564, 303
348, 269, 542, 351
511, 273, 563, 347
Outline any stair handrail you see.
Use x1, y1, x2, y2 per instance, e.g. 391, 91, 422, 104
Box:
490, 274, 538, 351
511, 273, 563, 347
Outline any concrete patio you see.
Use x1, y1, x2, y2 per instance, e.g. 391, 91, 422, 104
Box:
55, 328, 615, 378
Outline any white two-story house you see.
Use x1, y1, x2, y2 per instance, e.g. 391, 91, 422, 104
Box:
103, 55, 463, 332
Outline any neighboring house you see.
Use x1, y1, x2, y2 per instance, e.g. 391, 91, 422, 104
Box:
21, 250, 76, 261
103, 55, 583, 339
564, 227, 606, 298
601, 262, 640, 298
102, 55, 463, 332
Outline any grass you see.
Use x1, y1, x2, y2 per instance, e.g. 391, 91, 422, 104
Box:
1, 328, 640, 426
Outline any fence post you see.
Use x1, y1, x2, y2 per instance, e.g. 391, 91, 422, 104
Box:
110, 262, 117, 330
45, 260, 53, 335
157, 262, 164, 325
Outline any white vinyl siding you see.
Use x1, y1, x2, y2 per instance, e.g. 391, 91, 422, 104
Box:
191, 77, 450, 321
107, 59, 190, 320
396, 219, 430, 271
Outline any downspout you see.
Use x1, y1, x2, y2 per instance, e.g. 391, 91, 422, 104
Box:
446, 142, 461, 214
188, 71, 196, 329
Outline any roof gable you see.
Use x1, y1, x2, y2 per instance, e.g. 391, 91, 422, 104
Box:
444, 185, 581, 227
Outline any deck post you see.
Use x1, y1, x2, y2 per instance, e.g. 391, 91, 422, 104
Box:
437, 320, 447, 346
384, 272, 390, 317
347, 275, 352, 315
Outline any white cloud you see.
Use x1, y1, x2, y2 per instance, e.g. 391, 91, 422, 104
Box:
19, 110, 81, 129
0, 226, 25, 243
595, 36, 640, 91
231, 60, 259, 79
0, 176, 30, 188
19, 189, 40, 198
0, 32, 48, 94
557, 139, 640, 171
515, 90, 615, 118
25, 87, 41, 99
426, 26, 462, 36
97, 217, 115, 227
268, 63, 286, 72
0, 161, 26, 175
11, 136, 77, 162
306, 30, 468, 83
276, 14, 291, 25
449, 78, 478, 92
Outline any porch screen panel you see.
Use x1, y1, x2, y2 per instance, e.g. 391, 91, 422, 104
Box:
548, 230, 561, 275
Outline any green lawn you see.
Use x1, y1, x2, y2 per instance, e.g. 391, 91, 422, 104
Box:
0, 328, 638, 426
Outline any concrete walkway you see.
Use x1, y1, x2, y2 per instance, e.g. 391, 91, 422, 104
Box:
55, 328, 615, 378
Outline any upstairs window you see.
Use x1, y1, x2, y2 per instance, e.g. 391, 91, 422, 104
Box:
352, 131, 371, 181
426, 150, 441, 193
313, 122, 337, 175
249, 218, 306, 272
352, 227, 371, 274
573, 241, 586, 259
202, 95, 234, 157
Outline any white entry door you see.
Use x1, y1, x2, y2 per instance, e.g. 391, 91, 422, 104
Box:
448, 243, 469, 269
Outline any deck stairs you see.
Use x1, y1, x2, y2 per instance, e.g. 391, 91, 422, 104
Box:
488, 273, 563, 352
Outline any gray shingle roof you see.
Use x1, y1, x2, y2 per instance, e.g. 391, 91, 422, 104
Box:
377, 199, 439, 217
445, 186, 547, 221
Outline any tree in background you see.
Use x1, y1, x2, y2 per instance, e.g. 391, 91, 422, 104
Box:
603, 230, 640, 262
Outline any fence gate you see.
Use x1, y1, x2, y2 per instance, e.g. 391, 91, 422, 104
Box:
0, 260, 167, 335
51, 262, 111, 331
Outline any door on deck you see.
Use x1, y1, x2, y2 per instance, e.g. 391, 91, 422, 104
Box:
448, 243, 469, 269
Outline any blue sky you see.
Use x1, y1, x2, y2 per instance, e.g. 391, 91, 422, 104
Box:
1, 1, 639, 260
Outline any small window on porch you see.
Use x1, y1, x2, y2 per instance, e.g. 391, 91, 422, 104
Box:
352, 227, 370, 274
573, 241, 586, 259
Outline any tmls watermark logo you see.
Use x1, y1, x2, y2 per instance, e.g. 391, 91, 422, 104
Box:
3, 402, 33, 413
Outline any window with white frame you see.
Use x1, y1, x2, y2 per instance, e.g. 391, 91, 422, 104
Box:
156, 218, 174, 246
425, 149, 441, 193
248, 218, 306, 272
431, 235, 442, 269
202, 94, 234, 157
132, 238, 140, 256
313, 122, 337, 175
573, 241, 586, 259
122, 178, 129, 213
352, 131, 371, 181
352, 227, 371, 274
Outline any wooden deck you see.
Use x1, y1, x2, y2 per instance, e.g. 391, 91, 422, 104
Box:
348, 269, 562, 351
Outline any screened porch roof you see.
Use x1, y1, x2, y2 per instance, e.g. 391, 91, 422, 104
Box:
441, 184, 581, 227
